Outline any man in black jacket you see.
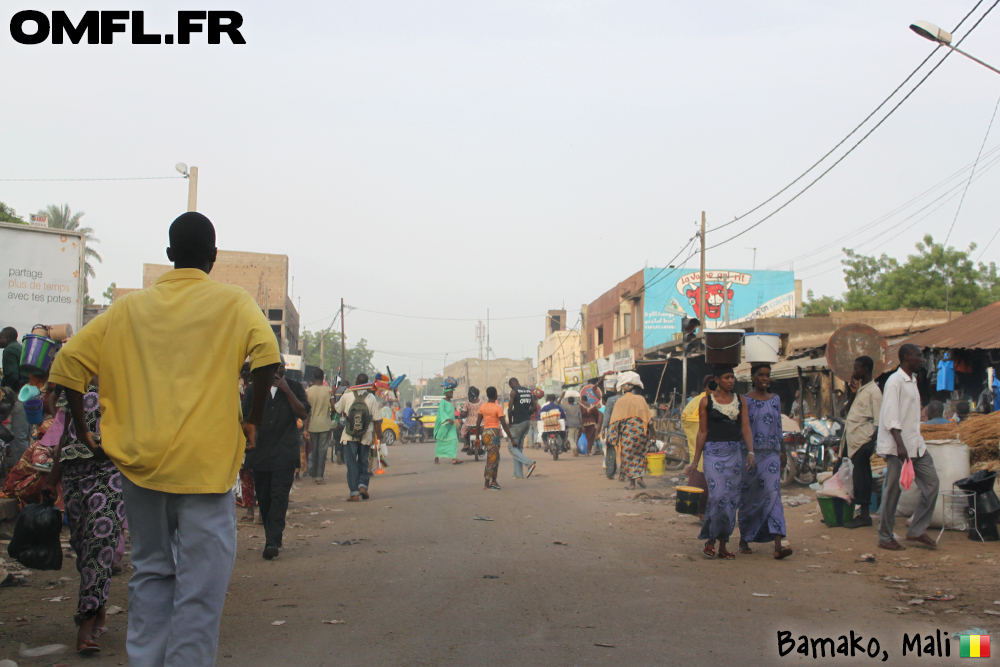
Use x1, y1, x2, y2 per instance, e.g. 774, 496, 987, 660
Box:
242, 363, 310, 560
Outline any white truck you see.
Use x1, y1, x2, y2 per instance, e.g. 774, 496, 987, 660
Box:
1, 221, 85, 338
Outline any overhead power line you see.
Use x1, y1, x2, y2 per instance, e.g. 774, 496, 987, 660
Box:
943, 92, 1000, 245
0, 176, 185, 182
349, 307, 542, 322
705, 0, 997, 251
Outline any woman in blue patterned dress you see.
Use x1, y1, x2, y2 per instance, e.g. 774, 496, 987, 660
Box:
686, 365, 754, 560
738, 364, 792, 559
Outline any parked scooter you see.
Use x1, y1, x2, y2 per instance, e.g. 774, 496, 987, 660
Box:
790, 416, 844, 485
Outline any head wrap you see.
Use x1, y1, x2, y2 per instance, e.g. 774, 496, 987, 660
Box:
468, 386, 480, 401
531, 387, 544, 400
441, 376, 458, 392
713, 364, 735, 377
616, 370, 643, 392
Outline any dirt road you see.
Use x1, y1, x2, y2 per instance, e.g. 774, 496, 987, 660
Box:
3, 440, 997, 666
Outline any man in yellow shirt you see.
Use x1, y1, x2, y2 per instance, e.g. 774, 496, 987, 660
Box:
49, 212, 280, 667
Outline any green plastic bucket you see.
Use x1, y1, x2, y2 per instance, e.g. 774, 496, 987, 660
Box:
817, 496, 855, 527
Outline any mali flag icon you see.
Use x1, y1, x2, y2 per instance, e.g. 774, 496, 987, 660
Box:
960, 634, 990, 658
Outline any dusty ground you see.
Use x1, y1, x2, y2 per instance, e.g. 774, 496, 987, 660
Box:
2, 440, 998, 666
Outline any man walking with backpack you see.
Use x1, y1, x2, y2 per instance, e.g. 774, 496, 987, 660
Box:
335, 373, 382, 501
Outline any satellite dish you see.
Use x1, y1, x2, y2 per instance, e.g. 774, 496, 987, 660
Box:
175, 162, 189, 175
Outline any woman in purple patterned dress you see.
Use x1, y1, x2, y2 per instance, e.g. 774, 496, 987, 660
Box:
44, 380, 126, 654
737, 364, 792, 559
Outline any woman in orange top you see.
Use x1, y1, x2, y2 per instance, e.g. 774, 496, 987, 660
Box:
476, 387, 514, 490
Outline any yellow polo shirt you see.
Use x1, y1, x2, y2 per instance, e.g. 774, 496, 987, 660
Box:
49, 269, 281, 494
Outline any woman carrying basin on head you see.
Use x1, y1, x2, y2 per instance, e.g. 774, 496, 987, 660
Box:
686, 365, 754, 560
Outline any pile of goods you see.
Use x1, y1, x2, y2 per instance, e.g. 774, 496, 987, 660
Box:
920, 422, 960, 441
960, 412, 1000, 472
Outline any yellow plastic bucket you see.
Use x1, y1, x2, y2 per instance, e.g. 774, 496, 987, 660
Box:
646, 452, 666, 476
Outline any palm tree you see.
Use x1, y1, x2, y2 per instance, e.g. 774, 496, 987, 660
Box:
42, 204, 102, 301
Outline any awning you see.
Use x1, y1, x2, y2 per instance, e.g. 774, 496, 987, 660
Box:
735, 355, 828, 381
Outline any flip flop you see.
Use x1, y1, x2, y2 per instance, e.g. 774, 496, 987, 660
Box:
738, 546, 754, 555
774, 548, 794, 560
93, 626, 109, 638
719, 551, 736, 560
703, 544, 716, 558
78, 639, 101, 655
878, 540, 906, 551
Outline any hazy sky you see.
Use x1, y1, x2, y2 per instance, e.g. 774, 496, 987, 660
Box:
3, 1, 998, 379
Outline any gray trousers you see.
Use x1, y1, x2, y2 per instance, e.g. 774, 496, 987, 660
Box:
308, 430, 331, 478
7, 400, 29, 466
508, 421, 536, 478
122, 477, 237, 667
878, 453, 940, 543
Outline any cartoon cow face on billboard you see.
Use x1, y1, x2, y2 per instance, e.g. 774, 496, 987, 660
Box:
685, 282, 734, 321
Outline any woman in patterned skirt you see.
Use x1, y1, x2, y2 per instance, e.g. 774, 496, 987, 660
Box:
43, 381, 126, 654
738, 364, 792, 559
607, 371, 656, 490
686, 365, 754, 560
476, 387, 513, 490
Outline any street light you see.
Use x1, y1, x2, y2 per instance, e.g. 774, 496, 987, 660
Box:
175, 162, 199, 211
910, 20, 1000, 76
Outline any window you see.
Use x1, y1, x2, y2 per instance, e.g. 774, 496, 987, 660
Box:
623, 313, 631, 336
271, 324, 281, 341
268, 309, 283, 321
596, 326, 604, 346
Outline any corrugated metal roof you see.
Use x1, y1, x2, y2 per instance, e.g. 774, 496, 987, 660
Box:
901, 301, 1000, 350
735, 355, 828, 381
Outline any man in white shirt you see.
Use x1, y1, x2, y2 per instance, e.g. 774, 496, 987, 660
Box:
877, 344, 939, 550
334, 373, 382, 502
843, 356, 882, 529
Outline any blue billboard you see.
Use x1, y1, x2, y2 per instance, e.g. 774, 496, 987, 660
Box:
642, 268, 796, 349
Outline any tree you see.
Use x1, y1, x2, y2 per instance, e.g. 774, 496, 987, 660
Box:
0, 201, 25, 224
43, 204, 102, 300
840, 235, 999, 313
803, 289, 844, 316
300, 330, 376, 383
102, 282, 117, 305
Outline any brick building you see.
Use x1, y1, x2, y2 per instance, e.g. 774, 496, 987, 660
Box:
135, 250, 300, 354
583, 269, 645, 364
443, 357, 535, 395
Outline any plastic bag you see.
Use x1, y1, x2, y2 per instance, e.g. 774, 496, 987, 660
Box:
900, 458, 915, 491
837, 457, 854, 499
577, 433, 588, 455
7, 501, 63, 571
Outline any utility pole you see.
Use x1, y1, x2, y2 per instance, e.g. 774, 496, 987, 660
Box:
699, 211, 707, 329
340, 298, 346, 381
486, 309, 491, 388
187, 166, 198, 211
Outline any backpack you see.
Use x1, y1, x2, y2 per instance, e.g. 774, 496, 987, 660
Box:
344, 391, 372, 439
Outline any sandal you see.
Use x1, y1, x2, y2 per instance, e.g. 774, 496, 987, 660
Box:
774, 548, 793, 560
738, 545, 753, 555
77, 639, 101, 655
719, 550, 736, 560
702, 544, 716, 558
636, 478, 646, 489
490, 483, 502, 490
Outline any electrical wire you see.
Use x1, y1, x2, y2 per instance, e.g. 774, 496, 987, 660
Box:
943, 92, 1000, 245
348, 307, 542, 322
0, 176, 185, 182
794, 150, 1000, 277
977, 224, 1000, 260
709, 0, 987, 235
765, 144, 1000, 269
705, 0, 999, 252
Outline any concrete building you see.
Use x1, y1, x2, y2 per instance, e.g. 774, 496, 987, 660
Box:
583, 269, 645, 364
537, 309, 582, 386
137, 250, 300, 354
443, 357, 535, 395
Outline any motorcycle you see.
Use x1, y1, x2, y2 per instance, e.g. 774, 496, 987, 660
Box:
542, 430, 569, 460
790, 416, 843, 485
464, 426, 486, 462
400, 420, 423, 443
